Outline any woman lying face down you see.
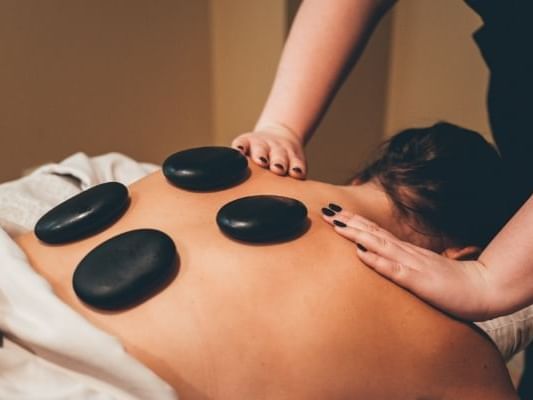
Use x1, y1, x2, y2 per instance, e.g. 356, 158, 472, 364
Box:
14, 122, 517, 399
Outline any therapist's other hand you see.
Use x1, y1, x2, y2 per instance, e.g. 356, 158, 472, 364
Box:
231, 124, 307, 179
321, 206, 493, 321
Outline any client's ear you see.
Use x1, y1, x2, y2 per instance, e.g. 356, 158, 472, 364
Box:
441, 246, 481, 260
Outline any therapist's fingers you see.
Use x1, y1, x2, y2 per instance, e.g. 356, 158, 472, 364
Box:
334, 210, 404, 243
345, 214, 423, 256
231, 129, 307, 179
321, 206, 414, 251
232, 132, 271, 168
268, 145, 290, 176
231, 135, 250, 155
355, 245, 415, 283
333, 224, 418, 268
319, 203, 364, 224
286, 148, 307, 179
345, 214, 399, 241
335, 225, 436, 297
248, 140, 271, 168
321, 208, 351, 224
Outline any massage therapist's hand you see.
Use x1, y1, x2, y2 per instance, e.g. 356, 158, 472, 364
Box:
321, 206, 493, 321
231, 123, 307, 179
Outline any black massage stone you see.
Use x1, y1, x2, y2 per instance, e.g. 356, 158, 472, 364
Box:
73, 229, 178, 310
163, 146, 248, 191
35, 182, 130, 244
216, 195, 308, 243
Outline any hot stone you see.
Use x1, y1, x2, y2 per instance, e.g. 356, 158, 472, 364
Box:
73, 229, 178, 310
35, 182, 129, 244
216, 195, 308, 243
163, 146, 248, 191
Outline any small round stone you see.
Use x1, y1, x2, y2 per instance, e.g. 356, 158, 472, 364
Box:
35, 182, 130, 244
73, 229, 178, 310
163, 146, 248, 191
216, 195, 308, 243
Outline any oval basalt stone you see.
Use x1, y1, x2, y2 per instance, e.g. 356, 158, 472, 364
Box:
163, 146, 248, 191
35, 182, 130, 244
216, 195, 308, 243
73, 229, 178, 310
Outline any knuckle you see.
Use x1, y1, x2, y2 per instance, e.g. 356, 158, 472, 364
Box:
231, 138, 244, 146
251, 141, 268, 152
287, 145, 304, 157
378, 236, 389, 248
394, 263, 413, 282
269, 145, 287, 157
367, 223, 380, 233
265, 136, 281, 146
391, 262, 403, 275
346, 215, 359, 226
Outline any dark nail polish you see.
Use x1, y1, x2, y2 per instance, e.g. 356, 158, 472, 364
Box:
333, 219, 347, 228
274, 163, 284, 171
292, 167, 302, 174
237, 145, 244, 150
329, 203, 342, 212
357, 243, 367, 252
259, 156, 268, 164
321, 207, 335, 217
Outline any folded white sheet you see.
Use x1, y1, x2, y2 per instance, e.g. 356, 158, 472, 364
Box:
476, 308, 533, 362
0, 152, 177, 400
0, 152, 159, 238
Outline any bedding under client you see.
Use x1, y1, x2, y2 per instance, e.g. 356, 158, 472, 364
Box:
13, 123, 517, 399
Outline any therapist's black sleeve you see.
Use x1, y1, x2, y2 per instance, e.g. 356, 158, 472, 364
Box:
466, 0, 533, 209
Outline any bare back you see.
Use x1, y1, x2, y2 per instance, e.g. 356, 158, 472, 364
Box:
15, 161, 516, 400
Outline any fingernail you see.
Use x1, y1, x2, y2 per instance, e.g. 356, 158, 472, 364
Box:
321, 207, 335, 217
259, 156, 268, 164
356, 243, 367, 252
237, 145, 244, 150
292, 167, 302, 174
333, 219, 347, 228
329, 203, 342, 212
274, 163, 284, 171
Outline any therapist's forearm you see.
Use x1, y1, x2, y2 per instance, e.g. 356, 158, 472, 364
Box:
255, 0, 396, 144
481, 195, 533, 317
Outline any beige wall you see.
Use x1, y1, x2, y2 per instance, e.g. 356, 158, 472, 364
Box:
1, 1, 490, 185
1, 0, 212, 182
305, 11, 393, 183
385, 0, 490, 140
210, 1, 286, 146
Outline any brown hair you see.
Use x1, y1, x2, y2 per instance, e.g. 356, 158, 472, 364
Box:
351, 122, 514, 248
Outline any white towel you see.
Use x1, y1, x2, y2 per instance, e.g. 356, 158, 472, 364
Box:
0, 152, 159, 237
0, 152, 177, 400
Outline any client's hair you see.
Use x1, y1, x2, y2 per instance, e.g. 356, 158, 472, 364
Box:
351, 122, 514, 248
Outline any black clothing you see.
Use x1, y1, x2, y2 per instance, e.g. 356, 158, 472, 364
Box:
465, 0, 533, 208
467, 2, 533, 396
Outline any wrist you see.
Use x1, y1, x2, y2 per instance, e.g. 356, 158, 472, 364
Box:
466, 259, 494, 321
474, 259, 518, 321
